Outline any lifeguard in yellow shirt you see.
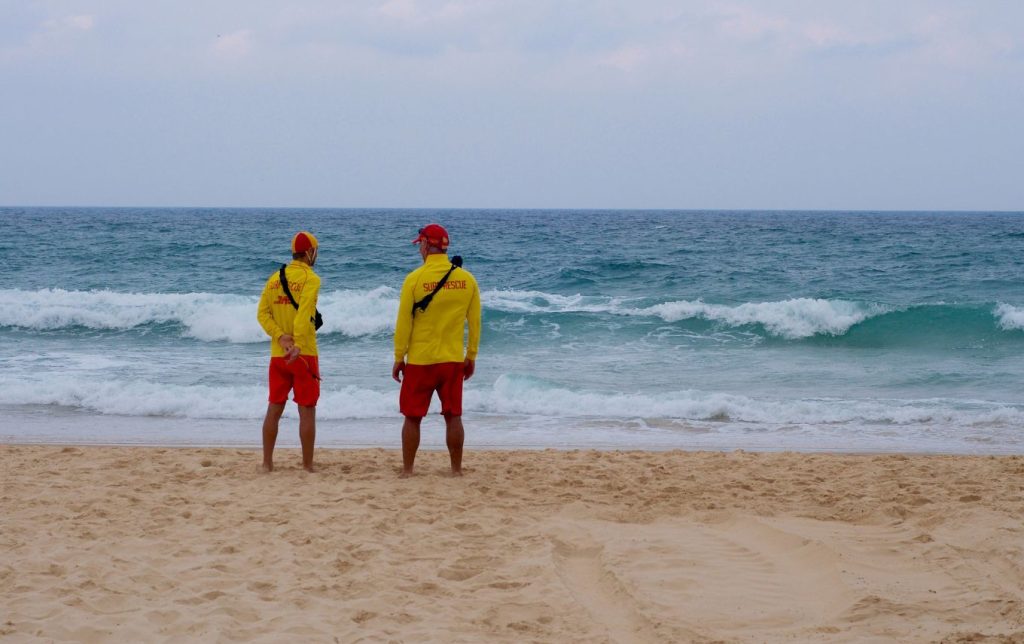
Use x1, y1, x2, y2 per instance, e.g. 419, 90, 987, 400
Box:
392, 223, 481, 477
257, 231, 322, 473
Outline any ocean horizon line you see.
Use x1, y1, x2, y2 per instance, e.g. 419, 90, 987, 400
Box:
3, 205, 1023, 215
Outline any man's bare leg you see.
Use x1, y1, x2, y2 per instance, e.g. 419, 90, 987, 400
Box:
401, 416, 422, 477
445, 414, 464, 476
262, 403, 286, 472
298, 405, 316, 473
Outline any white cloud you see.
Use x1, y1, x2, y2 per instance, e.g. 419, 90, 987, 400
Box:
0, 13, 97, 63
800, 22, 849, 48
212, 29, 254, 59
43, 14, 96, 32
600, 45, 648, 72
908, 10, 1017, 70
376, 0, 419, 22
596, 41, 692, 75
372, 0, 481, 24
1, 1, 1022, 209
714, 5, 789, 41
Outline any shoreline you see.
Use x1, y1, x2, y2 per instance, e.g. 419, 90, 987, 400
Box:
3, 438, 1024, 457
4, 444, 1023, 641
4, 406, 1022, 456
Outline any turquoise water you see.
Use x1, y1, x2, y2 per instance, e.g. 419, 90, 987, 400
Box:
1, 208, 1022, 452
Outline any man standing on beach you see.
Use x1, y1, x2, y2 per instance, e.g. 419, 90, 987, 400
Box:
257, 231, 322, 473
392, 223, 481, 477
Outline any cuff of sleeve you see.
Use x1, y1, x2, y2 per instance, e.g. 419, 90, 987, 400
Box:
466, 351, 478, 360
394, 353, 405, 363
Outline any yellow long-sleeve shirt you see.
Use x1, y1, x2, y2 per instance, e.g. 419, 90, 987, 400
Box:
394, 254, 481, 365
257, 260, 321, 357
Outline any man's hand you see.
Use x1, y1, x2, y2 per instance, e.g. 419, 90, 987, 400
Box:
463, 358, 475, 381
278, 334, 300, 363
392, 360, 405, 383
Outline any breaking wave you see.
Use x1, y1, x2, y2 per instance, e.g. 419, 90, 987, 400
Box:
1, 288, 1021, 343
0, 287, 398, 343
996, 303, 1024, 331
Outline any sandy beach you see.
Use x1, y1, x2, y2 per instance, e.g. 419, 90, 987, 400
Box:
2, 445, 1023, 643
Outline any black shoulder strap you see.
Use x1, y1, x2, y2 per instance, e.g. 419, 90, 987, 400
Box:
279, 265, 299, 309
413, 262, 459, 315
279, 265, 324, 330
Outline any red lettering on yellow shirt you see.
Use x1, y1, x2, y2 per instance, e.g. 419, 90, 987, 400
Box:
422, 280, 467, 291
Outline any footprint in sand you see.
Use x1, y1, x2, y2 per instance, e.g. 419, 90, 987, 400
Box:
438, 555, 496, 581
351, 610, 377, 624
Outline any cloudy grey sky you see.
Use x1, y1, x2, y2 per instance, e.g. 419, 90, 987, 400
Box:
2, 1, 1022, 210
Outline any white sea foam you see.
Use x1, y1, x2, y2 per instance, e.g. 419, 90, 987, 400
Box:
482, 290, 890, 338
0, 376, 397, 420
483, 290, 631, 315
0, 287, 1011, 342
0, 288, 398, 343
2, 372, 1020, 429
473, 375, 1024, 426
995, 303, 1024, 331
634, 298, 890, 339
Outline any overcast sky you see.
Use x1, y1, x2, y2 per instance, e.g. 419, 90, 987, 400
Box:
1, 1, 1022, 210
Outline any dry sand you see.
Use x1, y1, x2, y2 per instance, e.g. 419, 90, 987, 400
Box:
2, 444, 1023, 643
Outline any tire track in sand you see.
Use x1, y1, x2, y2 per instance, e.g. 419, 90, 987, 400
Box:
550, 535, 701, 643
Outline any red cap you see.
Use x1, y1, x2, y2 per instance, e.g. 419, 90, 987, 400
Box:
412, 223, 449, 250
291, 231, 319, 253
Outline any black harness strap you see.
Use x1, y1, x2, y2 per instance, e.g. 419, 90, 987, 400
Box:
279, 265, 323, 330
413, 256, 463, 315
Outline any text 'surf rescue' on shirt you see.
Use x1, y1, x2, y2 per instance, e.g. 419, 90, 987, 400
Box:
423, 280, 467, 291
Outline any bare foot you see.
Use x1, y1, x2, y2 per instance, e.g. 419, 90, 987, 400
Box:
399, 469, 414, 479
262, 462, 273, 473
450, 469, 463, 477
303, 465, 315, 473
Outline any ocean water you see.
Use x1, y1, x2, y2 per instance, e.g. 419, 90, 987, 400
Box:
1, 207, 1022, 453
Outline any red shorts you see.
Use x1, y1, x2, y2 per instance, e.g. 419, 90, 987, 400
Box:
268, 356, 320, 407
400, 362, 464, 418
